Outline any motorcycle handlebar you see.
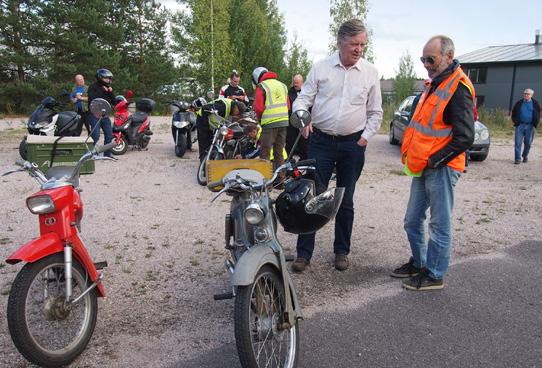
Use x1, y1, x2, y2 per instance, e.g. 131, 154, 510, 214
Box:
295, 159, 316, 167
15, 159, 26, 167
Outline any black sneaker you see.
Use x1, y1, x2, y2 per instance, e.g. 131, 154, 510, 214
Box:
402, 271, 444, 291
390, 259, 423, 278
523, 157, 528, 163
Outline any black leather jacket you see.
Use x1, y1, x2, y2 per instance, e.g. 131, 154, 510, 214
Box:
425, 60, 475, 169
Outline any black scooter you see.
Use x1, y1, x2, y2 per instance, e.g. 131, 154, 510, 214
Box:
19, 96, 82, 159
170, 101, 197, 157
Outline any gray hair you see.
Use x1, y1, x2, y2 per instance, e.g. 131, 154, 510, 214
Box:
337, 19, 367, 43
428, 35, 455, 57
524, 88, 534, 95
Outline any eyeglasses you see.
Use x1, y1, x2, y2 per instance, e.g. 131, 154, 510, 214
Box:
420, 56, 436, 65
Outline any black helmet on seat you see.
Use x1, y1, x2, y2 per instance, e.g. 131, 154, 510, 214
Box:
275, 179, 345, 234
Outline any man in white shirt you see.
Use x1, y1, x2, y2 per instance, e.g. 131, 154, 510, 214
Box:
292, 19, 383, 272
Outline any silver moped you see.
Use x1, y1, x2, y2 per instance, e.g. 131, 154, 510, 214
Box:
208, 111, 344, 368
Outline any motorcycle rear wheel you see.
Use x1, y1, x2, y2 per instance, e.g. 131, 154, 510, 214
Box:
234, 265, 299, 368
111, 136, 128, 155
7, 253, 98, 367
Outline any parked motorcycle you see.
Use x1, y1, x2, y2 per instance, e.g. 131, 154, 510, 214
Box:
170, 101, 197, 157
19, 96, 82, 160
111, 95, 155, 155
206, 111, 344, 368
3, 99, 116, 367
197, 109, 244, 186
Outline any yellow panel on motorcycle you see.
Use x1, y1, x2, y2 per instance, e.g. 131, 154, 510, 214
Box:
207, 159, 273, 192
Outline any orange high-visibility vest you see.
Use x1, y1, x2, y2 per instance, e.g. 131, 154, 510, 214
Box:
401, 67, 475, 175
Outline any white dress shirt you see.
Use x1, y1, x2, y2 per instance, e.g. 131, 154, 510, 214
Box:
293, 52, 383, 140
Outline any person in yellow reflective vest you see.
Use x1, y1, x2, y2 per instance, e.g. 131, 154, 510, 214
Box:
252, 67, 290, 170
194, 98, 245, 161
391, 35, 475, 291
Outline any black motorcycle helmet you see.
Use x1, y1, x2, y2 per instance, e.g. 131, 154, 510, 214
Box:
275, 179, 345, 234
40, 96, 58, 109
191, 97, 207, 110
96, 68, 113, 86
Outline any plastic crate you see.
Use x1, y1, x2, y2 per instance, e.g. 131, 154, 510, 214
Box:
26, 135, 95, 175
207, 159, 273, 192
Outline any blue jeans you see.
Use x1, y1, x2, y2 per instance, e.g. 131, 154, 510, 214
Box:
404, 166, 460, 280
296, 131, 366, 260
514, 124, 534, 161
89, 114, 113, 157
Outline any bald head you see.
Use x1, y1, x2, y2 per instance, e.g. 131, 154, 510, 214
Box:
292, 74, 303, 90
75, 74, 85, 86
422, 35, 455, 79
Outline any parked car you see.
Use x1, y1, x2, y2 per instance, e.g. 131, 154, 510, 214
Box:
389, 95, 490, 161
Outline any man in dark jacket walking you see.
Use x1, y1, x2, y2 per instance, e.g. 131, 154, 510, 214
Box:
88, 68, 116, 157
511, 88, 540, 163
286, 74, 308, 160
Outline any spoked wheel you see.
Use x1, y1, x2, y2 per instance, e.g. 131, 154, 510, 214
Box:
111, 136, 128, 155
197, 149, 223, 186
7, 253, 98, 367
235, 265, 299, 368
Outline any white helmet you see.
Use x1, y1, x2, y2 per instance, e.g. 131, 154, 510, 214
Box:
251, 67, 268, 85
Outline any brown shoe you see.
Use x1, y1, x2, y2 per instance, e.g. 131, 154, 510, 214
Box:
334, 254, 349, 271
292, 257, 309, 273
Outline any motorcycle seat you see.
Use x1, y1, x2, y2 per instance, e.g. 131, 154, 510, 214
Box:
130, 111, 148, 125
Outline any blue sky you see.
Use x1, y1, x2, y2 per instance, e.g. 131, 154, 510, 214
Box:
162, 0, 542, 79
277, 0, 542, 78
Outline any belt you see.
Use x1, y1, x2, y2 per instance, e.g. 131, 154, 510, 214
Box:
313, 127, 363, 142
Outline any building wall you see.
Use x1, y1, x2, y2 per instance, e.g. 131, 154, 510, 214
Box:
466, 62, 542, 111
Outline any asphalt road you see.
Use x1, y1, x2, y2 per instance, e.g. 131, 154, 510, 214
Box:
181, 241, 542, 368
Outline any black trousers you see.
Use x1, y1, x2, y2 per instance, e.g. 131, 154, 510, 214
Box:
196, 114, 213, 161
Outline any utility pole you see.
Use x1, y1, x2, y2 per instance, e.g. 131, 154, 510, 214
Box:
210, 0, 215, 97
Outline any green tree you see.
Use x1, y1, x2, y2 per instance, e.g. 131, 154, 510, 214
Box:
0, 0, 48, 112
282, 35, 312, 84
328, 0, 374, 62
172, 0, 233, 98
393, 51, 416, 104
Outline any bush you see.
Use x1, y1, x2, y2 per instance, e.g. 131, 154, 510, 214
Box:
477, 107, 513, 135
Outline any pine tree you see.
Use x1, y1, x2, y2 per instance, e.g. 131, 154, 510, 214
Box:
282, 35, 312, 85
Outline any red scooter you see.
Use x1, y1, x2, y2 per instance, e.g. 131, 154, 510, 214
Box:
111, 91, 155, 155
3, 100, 116, 367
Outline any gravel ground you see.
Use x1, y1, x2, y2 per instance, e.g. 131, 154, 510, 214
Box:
0, 116, 541, 367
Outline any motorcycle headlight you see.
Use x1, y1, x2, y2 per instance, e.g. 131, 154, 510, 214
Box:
173, 120, 189, 129
480, 129, 489, 141
26, 195, 56, 214
245, 203, 265, 225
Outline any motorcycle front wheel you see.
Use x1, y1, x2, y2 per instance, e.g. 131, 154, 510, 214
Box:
197, 149, 224, 186
7, 253, 98, 367
175, 133, 188, 158
111, 136, 128, 155
234, 265, 299, 368
19, 136, 28, 160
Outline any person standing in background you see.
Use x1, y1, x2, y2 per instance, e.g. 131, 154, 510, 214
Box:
70, 74, 90, 135
511, 88, 540, 164
286, 74, 308, 160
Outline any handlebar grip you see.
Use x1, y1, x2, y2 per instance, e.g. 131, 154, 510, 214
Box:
207, 180, 223, 190
15, 159, 26, 167
96, 141, 118, 154
295, 159, 316, 167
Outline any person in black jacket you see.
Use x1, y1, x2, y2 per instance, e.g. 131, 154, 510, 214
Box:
88, 68, 116, 157
511, 89, 540, 163
286, 74, 308, 160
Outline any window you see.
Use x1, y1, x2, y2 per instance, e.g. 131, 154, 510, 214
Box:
466, 67, 487, 84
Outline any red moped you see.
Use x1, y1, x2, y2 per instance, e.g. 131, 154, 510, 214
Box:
111, 91, 155, 155
3, 100, 116, 367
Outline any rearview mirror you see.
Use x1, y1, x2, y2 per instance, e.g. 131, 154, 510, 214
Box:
290, 109, 311, 129
90, 98, 112, 118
